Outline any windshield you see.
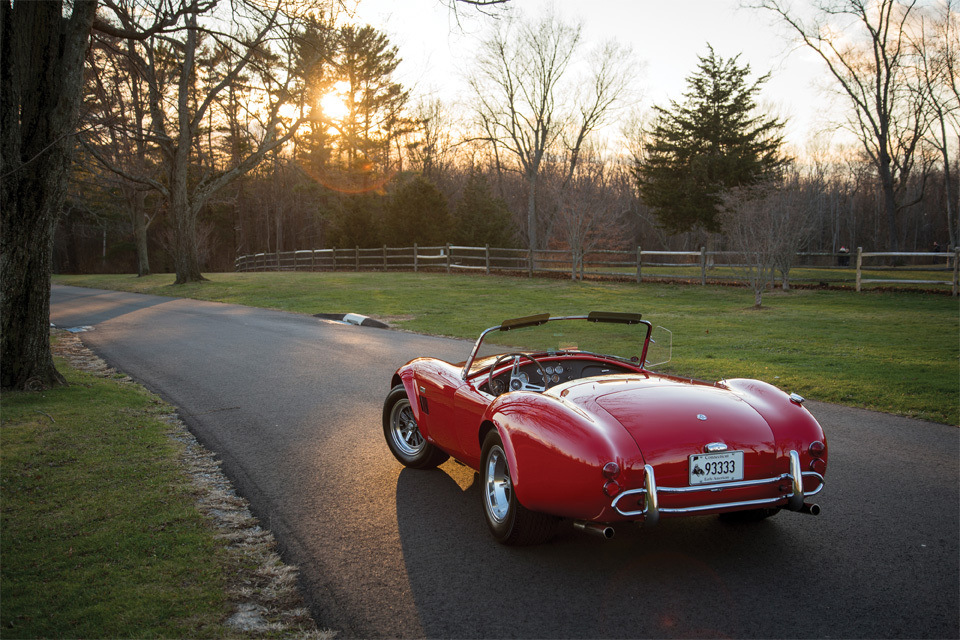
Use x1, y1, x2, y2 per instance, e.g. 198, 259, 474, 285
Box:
462, 313, 653, 378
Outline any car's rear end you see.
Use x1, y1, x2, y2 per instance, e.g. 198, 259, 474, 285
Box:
564, 376, 826, 524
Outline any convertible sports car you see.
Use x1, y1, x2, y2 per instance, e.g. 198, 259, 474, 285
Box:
383, 312, 827, 545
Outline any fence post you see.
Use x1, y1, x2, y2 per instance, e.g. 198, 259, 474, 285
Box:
485, 244, 490, 275
571, 248, 577, 280
856, 246, 863, 292
414, 243, 418, 272
355, 246, 359, 272
699, 247, 706, 285
383, 244, 387, 271
446, 243, 451, 273
528, 248, 534, 277
310, 250, 315, 271
332, 247, 337, 272
952, 248, 959, 297
636, 246, 642, 284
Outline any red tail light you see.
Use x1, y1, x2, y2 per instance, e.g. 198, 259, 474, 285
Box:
808, 441, 825, 458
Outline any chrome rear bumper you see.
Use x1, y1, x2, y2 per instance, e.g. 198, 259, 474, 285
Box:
611, 450, 824, 524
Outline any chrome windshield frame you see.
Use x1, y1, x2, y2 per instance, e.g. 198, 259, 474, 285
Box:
459, 312, 649, 381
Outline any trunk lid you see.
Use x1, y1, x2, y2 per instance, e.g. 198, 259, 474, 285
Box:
591, 379, 778, 487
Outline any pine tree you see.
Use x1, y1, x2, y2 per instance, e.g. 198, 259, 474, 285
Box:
453, 170, 517, 247
383, 176, 452, 246
637, 45, 787, 235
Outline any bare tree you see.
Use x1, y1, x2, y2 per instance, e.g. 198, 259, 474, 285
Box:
754, 0, 931, 250
548, 151, 630, 280
722, 174, 816, 307
468, 11, 634, 255
86, 0, 313, 284
914, 0, 960, 248
83, 28, 162, 276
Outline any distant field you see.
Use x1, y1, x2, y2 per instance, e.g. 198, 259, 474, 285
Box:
53, 271, 959, 425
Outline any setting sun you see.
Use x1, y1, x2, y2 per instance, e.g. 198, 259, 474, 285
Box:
320, 81, 350, 120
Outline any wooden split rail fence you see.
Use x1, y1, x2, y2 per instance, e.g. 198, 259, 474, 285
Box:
234, 244, 959, 295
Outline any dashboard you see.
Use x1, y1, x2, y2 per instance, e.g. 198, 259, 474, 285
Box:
483, 357, 638, 395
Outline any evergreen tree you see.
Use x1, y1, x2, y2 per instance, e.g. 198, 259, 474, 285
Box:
636, 45, 787, 234
453, 170, 517, 247
324, 193, 383, 249
337, 25, 410, 170
383, 176, 452, 246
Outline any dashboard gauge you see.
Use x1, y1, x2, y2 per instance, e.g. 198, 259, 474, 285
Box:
545, 365, 555, 375
554, 364, 564, 374
551, 374, 560, 383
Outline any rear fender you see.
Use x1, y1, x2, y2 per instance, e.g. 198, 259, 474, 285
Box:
721, 378, 828, 475
483, 392, 643, 520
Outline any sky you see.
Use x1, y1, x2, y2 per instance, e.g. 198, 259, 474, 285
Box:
351, 0, 844, 153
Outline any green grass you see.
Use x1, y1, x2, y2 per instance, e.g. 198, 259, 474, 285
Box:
1, 356, 233, 638
54, 271, 959, 425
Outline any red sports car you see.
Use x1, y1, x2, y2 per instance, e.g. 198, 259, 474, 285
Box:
383, 312, 827, 545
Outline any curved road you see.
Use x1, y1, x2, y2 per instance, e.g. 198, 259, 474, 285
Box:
51, 285, 958, 639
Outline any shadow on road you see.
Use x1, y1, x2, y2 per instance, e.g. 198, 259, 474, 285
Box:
393, 462, 799, 639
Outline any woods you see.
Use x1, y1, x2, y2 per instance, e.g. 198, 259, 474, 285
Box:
3, 0, 959, 389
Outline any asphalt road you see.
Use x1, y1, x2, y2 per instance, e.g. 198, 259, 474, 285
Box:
50, 285, 959, 639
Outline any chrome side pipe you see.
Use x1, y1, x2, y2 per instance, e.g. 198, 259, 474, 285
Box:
573, 521, 615, 539
798, 503, 821, 516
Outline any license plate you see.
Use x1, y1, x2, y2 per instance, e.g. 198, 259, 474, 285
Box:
689, 451, 744, 485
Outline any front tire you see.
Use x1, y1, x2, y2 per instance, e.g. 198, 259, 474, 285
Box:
383, 385, 448, 469
480, 430, 557, 545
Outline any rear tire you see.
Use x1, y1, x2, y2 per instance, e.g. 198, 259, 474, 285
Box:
480, 430, 557, 545
383, 385, 448, 469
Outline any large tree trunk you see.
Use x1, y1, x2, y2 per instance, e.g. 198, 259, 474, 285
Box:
124, 186, 151, 277
170, 181, 206, 284
1, 0, 96, 390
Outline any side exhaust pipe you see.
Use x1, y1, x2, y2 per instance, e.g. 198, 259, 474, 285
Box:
799, 503, 821, 516
573, 521, 615, 539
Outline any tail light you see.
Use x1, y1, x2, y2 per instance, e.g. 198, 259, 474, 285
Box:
602, 462, 621, 497
808, 441, 826, 474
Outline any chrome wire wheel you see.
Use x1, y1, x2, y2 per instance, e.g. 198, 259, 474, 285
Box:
484, 444, 512, 523
389, 398, 424, 456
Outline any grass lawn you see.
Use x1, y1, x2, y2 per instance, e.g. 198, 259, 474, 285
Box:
54, 271, 959, 425
0, 338, 319, 638
1, 364, 230, 637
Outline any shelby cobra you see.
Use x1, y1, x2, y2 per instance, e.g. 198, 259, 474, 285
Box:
383, 312, 826, 545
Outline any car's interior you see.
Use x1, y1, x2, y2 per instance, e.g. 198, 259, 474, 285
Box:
478, 352, 641, 395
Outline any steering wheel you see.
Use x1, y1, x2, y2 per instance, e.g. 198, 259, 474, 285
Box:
487, 353, 548, 395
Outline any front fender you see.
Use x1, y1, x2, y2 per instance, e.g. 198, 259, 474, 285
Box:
484, 392, 643, 521
393, 365, 423, 425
